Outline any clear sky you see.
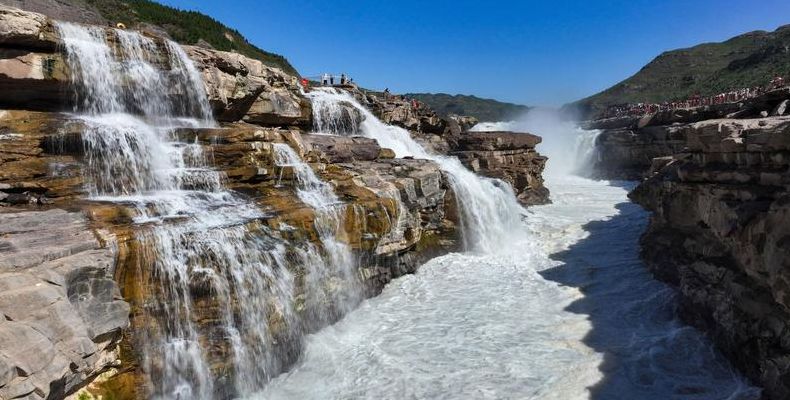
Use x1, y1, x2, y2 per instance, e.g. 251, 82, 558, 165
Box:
157, 0, 790, 106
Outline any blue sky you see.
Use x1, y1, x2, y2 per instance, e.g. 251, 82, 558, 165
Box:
158, 0, 790, 106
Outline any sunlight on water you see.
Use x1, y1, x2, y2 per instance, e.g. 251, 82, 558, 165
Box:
255, 114, 760, 400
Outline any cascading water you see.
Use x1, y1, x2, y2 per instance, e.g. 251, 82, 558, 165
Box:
272, 143, 361, 319
56, 21, 357, 399
255, 101, 759, 399
305, 88, 527, 253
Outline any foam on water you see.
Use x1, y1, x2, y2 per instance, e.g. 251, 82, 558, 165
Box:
306, 88, 528, 253
255, 109, 760, 399
55, 21, 363, 399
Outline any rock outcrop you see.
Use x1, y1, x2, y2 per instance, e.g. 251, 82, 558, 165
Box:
337, 86, 550, 205
0, 209, 128, 400
584, 89, 790, 180
184, 46, 310, 127
451, 131, 549, 205
630, 116, 790, 399
0, 5, 549, 398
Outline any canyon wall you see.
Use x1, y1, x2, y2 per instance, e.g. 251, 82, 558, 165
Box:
629, 116, 790, 399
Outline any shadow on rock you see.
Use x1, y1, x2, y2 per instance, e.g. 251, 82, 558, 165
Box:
540, 196, 760, 400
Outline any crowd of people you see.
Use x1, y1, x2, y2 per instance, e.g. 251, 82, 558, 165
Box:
601, 76, 787, 118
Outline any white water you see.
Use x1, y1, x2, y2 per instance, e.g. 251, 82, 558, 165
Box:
56, 22, 361, 399
257, 176, 759, 400
255, 106, 759, 399
56, 20, 758, 399
272, 143, 362, 318
306, 88, 527, 253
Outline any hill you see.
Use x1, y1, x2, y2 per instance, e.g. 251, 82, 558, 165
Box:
2, 0, 298, 76
569, 24, 790, 118
405, 93, 529, 122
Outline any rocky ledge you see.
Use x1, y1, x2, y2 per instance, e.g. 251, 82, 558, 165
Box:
584, 89, 790, 180
451, 131, 548, 205
630, 116, 790, 399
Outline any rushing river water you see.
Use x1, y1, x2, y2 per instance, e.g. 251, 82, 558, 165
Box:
255, 176, 760, 400
53, 19, 759, 398
255, 107, 761, 399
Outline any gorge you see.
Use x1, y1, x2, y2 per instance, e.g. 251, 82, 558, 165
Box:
0, 2, 788, 400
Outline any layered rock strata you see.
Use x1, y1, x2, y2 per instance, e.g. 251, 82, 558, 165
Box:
584, 89, 790, 180
0, 6, 465, 398
451, 131, 549, 205
631, 116, 790, 399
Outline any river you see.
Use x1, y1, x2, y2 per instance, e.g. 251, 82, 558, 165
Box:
254, 113, 760, 399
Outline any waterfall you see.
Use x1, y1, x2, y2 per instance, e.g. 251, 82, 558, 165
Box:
272, 143, 361, 319
572, 129, 602, 176
306, 88, 528, 253
55, 22, 354, 399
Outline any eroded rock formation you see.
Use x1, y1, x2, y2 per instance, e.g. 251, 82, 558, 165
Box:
0, 5, 553, 398
451, 131, 548, 205
630, 116, 790, 399
584, 89, 790, 180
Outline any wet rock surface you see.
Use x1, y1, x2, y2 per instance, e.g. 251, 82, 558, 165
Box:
0, 5, 549, 398
452, 131, 549, 205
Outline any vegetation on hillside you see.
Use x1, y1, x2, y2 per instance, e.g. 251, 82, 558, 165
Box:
78, 0, 299, 76
569, 24, 790, 118
405, 93, 529, 122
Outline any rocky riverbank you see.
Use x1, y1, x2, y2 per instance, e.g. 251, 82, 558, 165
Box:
580, 89, 790, 397
0, 6, 548, 399
575, 76, 790, 398
628, 115, 790, 399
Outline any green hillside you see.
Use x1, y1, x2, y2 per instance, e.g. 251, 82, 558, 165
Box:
78, 0, 298, 76
570, 24, 790, 118
405, 93, 529, 122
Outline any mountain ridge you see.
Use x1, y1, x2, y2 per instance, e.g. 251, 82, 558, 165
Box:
568, 24, 790, 118
405, 92, 529, 122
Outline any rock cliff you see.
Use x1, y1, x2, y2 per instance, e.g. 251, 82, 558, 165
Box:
630, 116, 790, 399
584, 89, 790, 180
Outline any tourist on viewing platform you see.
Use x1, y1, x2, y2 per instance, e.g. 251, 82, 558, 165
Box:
340, 73, 347, 85
321, 73, 329, 85
330, 75, 335, 85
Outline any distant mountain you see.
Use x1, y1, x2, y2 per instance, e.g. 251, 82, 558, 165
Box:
569, 24, 790, 118
3, 0, 298, 76
405, 93, 529, 122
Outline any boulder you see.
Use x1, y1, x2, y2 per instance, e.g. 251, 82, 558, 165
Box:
0, 6, 58, 51
184, 46, 311, 127
301, 133, 381, 163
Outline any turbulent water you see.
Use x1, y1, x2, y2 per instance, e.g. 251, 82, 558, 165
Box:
56, 20, 757, 399
306, 88, 528, 253
56, 22, 360, 399
255, 108, 760, 399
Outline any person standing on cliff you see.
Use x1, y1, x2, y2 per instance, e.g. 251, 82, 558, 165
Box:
340, 73, 347, 85
321, 73, 329, 85
384, 88, 390, 100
